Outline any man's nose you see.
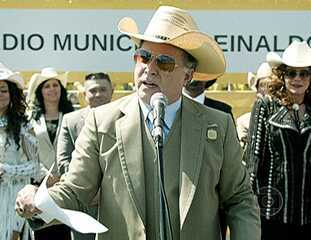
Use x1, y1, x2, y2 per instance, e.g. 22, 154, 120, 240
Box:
145, 57, 158, 74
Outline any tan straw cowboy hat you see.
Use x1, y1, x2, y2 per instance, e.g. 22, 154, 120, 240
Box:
0, 62, 24, 89
266, 41, 311, 68
27, 67, 68, 104
248, 62, 272, 91
118, 5, 226, 81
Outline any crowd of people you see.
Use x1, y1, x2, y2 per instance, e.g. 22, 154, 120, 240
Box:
0, 65, 113, 240
0, 5, 310, 240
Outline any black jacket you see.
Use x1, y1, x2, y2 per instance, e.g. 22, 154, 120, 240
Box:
245, 96, 311, 225
204, 97, 234, 121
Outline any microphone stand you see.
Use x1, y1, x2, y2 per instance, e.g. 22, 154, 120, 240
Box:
153, 124, 173, 240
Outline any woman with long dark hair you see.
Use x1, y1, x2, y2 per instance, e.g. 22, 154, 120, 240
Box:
0, 63, 40, 240
27, 67, 73, 240
245, 41, 311, 240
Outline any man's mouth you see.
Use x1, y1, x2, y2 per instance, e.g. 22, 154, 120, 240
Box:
142, 81, 158, 88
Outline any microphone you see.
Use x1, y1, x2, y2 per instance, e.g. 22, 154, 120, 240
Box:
150, 92, 172, 240
292, 103, 300, 129
150, 92, 168, 143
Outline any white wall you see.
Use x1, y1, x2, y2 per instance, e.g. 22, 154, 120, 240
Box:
1, 9, 310, 72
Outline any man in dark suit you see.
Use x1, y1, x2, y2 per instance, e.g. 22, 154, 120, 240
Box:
183, 79, 234, 120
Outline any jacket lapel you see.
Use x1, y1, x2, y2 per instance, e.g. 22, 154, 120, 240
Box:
269, 106, 298, 132
115, 95, 146, 224
76, 107, 90, 135
36, 114, 54, 148
269, 105, 311, 133
301, 104, 311, 134
53, 112, 63, 147
179, 96, 205, 228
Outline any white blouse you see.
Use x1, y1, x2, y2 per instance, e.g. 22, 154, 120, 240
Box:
0, 123, 41, 240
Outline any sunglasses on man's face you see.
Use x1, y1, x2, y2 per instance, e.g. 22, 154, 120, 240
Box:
284, 69, 311, 79
134, 49, 177, 72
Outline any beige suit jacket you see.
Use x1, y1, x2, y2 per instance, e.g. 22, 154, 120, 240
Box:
57, 107, 90, 174
49, 94, 260, 240
32, 113, 63, 175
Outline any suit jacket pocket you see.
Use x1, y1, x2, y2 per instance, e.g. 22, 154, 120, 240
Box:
99, 135, 119, 176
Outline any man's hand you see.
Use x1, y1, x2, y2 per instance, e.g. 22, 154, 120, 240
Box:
15, 184, 41, 218
46, 175, 61, 188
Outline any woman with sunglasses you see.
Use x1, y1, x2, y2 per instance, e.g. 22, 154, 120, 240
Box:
245, 41, 311, 240
0, 63, 41, 240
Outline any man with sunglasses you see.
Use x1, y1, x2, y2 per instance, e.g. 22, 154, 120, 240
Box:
16, 6, 260, 240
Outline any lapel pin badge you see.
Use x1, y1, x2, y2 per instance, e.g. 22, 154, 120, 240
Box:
207, 129, 217, 140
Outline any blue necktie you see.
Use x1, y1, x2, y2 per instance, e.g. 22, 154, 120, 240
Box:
146, 110, 170, 142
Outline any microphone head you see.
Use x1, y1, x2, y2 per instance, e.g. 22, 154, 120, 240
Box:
292, 103, 299, 111
150, 92, 168, 108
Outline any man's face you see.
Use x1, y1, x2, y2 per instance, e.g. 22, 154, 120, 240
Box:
184, 80, 207, 98
256, 78, 270, 96
84, 79, 113, 108
134, 41, 193, 105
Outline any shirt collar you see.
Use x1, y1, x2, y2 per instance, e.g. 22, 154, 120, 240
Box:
138, 96, 181, 129
182, 89, 205, 104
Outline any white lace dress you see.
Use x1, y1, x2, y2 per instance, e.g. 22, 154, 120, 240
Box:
0, 124, 41, 240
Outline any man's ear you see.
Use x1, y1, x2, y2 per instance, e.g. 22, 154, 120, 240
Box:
183, 69, 194, 86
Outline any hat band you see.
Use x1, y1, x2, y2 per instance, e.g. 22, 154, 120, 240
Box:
152, 34, 170, 41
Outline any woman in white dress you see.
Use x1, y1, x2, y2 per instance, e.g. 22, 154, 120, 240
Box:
0, 63, 41, 240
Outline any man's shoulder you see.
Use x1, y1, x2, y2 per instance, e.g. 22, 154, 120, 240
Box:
204, 97, 232, 114
63, 107, 89, 123
91, 94, 135, 121
184, 95, 229, 121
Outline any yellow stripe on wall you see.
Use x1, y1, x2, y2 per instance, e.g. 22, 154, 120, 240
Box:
21, 70, 254, 119
0, 0, 311, 10
20, 71, 246, 87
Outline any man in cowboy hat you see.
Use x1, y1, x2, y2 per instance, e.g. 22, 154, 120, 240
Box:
16, 6, 260, 240
236, 62, 272, 149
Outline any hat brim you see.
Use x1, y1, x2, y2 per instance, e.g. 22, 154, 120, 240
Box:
7, 73, 24, 89
266, 52, 283, 68
247, 72, 257, 91
27, 72, 68, 104
1, 73, 24, 89
119, 17, 226, 81
266, 51, 311, 68
0, 67, 24, 89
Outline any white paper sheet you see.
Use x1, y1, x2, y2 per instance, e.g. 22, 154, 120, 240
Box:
34, 166, 108, 234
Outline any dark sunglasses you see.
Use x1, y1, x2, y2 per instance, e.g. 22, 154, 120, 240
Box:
284, 69, 311, 79
134, 49, 177, 72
